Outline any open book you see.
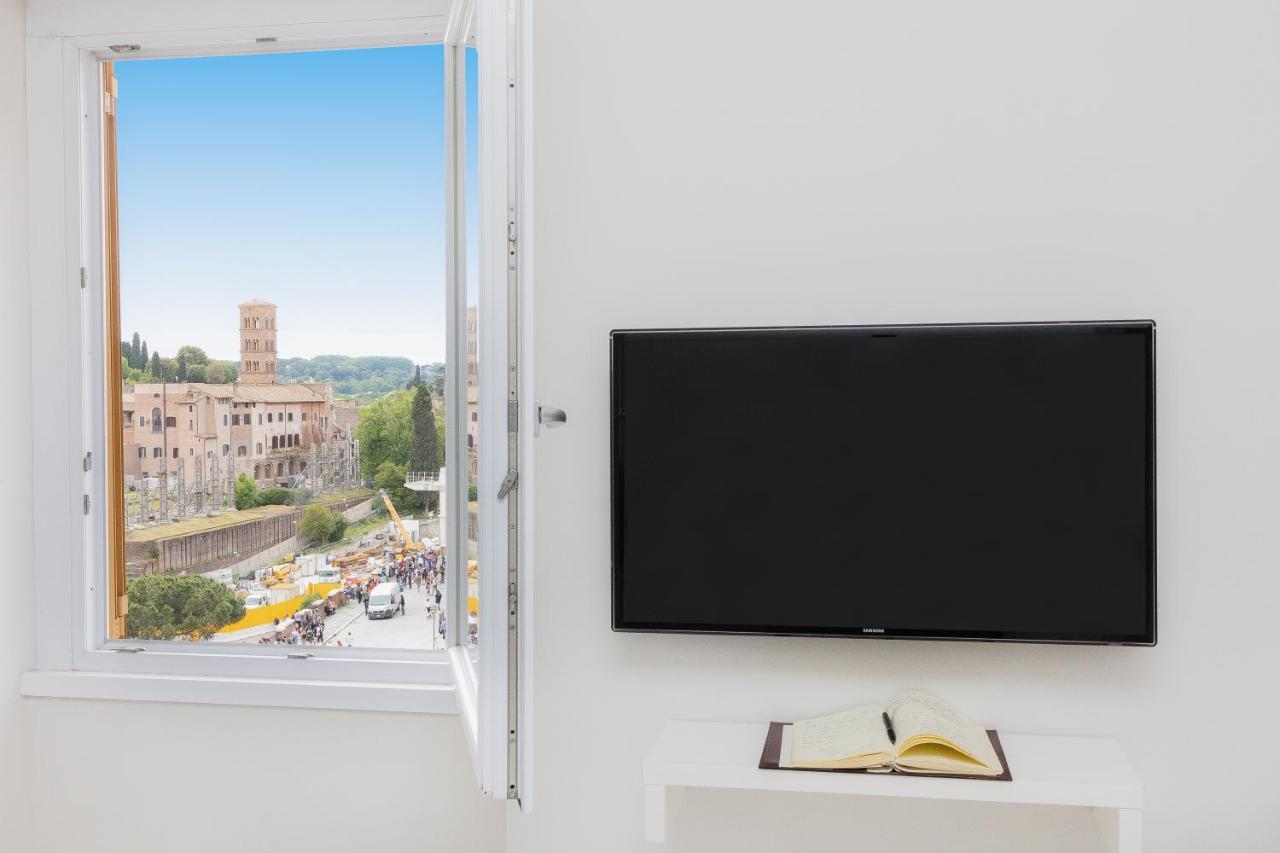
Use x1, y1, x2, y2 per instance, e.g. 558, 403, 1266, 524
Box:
778, 691, 1005, 777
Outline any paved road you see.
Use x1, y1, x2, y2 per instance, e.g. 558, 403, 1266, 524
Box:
325, 581, 442, 650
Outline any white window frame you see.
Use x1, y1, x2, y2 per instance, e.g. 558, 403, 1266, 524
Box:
21, 1, 533, 805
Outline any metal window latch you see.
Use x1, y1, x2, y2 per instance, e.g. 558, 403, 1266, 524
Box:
497, 469, 519, 499
286, 652, 314, 660
535, 403, 566, 436
113, 646, 146, 654
83, 452, 92, 472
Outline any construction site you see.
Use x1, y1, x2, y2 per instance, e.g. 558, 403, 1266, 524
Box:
206, 484, 479, 650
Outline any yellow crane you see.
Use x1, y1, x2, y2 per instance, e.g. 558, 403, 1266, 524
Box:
380, 489, 424, 555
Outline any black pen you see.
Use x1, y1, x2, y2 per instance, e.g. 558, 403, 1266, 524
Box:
882, 712, 896, 744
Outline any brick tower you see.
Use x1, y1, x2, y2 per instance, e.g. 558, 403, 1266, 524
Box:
238, 298, 278, 385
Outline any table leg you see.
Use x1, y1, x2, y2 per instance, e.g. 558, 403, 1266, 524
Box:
644, 784, 665, 843
1095, 806, 1142, 853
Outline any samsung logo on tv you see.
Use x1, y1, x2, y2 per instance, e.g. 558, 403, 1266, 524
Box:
861, 628, 885, 633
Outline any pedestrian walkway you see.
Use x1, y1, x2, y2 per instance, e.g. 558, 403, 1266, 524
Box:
324, 582, 439, 650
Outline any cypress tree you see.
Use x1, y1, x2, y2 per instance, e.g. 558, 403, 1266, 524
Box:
131, 332, 142, 368
140, 341, 149, 370
408, 386, 441, 510
149, 351, 161, 378
406, 364, 422, 390
176, 352, 188, 381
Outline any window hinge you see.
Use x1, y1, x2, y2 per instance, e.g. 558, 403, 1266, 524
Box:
83, 451, 92, 472
82, 494, 90, 515
507, 400, 519, 434
79, 267, 87, 289
507, 219, 518, 243
113, 646, 145, 653
497, 469, 518, 500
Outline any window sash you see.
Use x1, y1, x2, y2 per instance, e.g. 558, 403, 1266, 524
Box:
32, 22, 462, 686
25, 3, 530, 800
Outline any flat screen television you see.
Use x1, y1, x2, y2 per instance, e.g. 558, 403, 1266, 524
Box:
610, 321, 1155, 645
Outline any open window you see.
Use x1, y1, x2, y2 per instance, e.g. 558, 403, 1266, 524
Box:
24, 0, 532, 807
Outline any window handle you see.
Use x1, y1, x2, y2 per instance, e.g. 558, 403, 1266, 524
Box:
536, 403, 566, 436
497, 470, 519, 500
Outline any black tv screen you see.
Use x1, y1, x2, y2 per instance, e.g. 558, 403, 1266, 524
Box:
610, 321, 1155, 645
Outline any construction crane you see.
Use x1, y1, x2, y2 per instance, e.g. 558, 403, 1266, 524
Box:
380, 488, 424, 555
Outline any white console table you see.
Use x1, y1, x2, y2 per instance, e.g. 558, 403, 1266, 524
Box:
644, 721, 1143, 852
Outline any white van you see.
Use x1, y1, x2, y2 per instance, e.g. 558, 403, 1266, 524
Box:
366, 582, 401, 620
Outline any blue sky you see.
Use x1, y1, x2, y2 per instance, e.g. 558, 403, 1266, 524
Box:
116, 44, 478, 364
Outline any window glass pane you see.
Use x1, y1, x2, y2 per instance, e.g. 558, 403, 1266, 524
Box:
464, 44, 480, 660
111, 47, 449, 650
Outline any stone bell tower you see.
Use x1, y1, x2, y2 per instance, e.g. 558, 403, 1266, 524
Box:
238, 298, 278, 385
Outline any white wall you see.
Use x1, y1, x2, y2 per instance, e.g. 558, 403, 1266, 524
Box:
9, 1, 1280, 850
0, 3, 502, 851
516, 1, 1280, 852
0, 0, 35, 844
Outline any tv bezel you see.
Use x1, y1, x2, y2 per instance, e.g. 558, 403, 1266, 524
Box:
610, 320, 1157, 646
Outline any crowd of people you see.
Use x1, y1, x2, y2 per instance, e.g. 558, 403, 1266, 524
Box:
251, 546, 449, 648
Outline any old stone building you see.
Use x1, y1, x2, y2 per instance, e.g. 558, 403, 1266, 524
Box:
238, 297, 278, 384
123, 299, 352, 487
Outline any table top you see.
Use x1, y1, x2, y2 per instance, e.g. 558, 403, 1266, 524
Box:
644, 720, 1143, 810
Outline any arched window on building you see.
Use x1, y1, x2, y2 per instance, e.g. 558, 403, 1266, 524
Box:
276, 462, 284, 477
287, 460, 295, 474
256, 443, 263, 454
299, 461, 307, 472
271, 436, 278, 450
237, 446, 247, 457
253, 464, 261, 479
151, 407, 162, 433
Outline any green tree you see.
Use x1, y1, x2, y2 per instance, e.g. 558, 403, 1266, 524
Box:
157, 357, 179, 382
176, 351, 188, 381
356, 389, 413, 478
424, 362, 445, 397
299, 504, 339, 542
234, 473, 259, 510
177, 345, 209, 367
130, 332, 142, 368
374, 460, 418, 514
205, 360, 238, 383
406, 364, 422, 390
257, 486, 293, 506
140, 341, 150, 369
125, 574, 245, 640
409, 386, 440, 510
186, 362, 207, 382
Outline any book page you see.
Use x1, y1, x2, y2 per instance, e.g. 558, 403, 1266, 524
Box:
886, 690, 1002, 772
790, 704, 893, 768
